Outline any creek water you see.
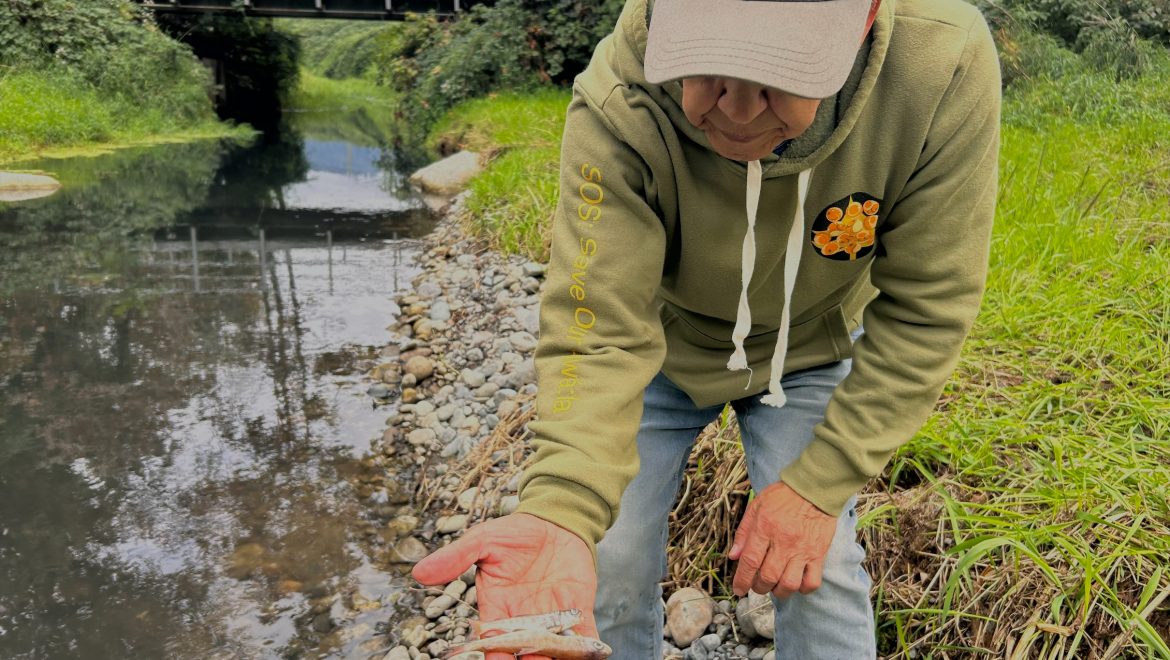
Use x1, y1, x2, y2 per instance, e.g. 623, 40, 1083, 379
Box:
0, 111, 434, 658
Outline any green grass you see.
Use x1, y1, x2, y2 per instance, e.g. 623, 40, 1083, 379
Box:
289, 69, 398, 113
287, 69, 400, 147
866, 113, 1170, 657
427, 88, 570, 260
430, 63, 1170, 656
0, 67, 241, 165
275, 18, 391, 80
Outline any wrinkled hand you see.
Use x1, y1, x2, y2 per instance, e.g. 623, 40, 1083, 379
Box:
728, 482, 836, 599
412, 513, 598, 660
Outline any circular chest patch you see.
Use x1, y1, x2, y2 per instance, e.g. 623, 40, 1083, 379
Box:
810, 193, 881, 261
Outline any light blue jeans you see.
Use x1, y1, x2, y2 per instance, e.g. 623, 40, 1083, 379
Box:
594, 332, 876, 659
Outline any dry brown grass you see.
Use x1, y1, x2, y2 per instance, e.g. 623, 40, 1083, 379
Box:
418, 399, 1170, 658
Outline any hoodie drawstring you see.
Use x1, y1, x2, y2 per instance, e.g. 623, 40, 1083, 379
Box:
726, 160, 813, 408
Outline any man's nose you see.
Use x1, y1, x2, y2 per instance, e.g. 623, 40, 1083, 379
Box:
716, 78, 769, 125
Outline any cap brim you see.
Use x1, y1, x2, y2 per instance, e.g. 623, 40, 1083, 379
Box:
644, 0, 871, 99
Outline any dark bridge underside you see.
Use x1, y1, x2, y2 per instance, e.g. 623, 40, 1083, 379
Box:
138, 0, 482, 20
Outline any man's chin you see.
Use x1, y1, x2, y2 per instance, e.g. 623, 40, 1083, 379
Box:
708, 138, 776, 162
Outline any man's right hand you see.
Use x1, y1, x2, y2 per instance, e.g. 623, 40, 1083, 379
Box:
411, 512, 599, 660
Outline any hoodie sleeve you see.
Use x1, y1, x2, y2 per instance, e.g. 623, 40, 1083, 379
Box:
780, 14, 1002, 516
514, 85, 668, 561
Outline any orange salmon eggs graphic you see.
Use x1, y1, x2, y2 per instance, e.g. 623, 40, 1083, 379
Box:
810, 193, 881, 261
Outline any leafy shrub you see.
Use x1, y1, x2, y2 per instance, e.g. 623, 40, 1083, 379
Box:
276, 19, 391, 80
0, 0, 213, 122
373, 0, 623, 134
976, 0, 1170, 80
155, 14, 301, 124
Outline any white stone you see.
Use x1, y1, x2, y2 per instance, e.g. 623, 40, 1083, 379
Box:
0, 171, 61, 202
384, 646, 411, 660
435, 514, 468, 534
666, 587, 714, 647
456, 487, 479, 511
407, 429, 437, 446
735, 591, 775, 640
408, 151, 483, 196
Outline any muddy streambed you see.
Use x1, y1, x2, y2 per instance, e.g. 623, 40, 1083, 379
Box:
0, 115, 438, 658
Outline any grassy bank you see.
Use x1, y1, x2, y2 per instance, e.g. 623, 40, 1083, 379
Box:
286, 69, 399, 147
426, 88, 570, 259
0, 68, 245, 165
427, 66, 1170, 655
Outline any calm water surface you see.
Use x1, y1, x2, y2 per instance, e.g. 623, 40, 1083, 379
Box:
0, 112, 433, 658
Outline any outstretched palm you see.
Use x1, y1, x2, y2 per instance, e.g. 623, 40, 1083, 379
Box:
413, 513, 598, 660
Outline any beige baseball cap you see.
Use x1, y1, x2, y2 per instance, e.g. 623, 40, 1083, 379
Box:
644, 0, 873, 99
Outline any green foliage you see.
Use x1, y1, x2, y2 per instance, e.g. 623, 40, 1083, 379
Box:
288, 70, 398, 147
976, 0, 1170, 81
427, 88, 572, 260
978, 0, 1170, 47
276, 19, 391, 80
155, 14, 301, 123
373, 0, 622, 134
0, 0, 214, 124
869, 111, 1170, 657
0, 70, 114, 155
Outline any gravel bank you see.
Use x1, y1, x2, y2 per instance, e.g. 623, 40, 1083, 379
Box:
367, 193, 779, 660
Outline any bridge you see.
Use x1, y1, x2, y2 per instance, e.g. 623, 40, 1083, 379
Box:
138, 0, 486, 20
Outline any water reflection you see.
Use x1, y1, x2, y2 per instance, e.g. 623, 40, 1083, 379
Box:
0, 113, 432, 658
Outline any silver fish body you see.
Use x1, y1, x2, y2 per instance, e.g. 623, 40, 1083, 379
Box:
441, 629, 611, 659
470, 609, 583, 636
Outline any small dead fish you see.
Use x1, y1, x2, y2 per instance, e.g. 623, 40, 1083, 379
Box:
441, 629, 611, 659
470, 609, 582, 637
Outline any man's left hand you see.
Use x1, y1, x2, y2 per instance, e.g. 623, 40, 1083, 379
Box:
728, 481, 837, 599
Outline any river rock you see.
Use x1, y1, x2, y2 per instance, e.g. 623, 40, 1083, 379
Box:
429, 301, 451, 322
408, 151, 482, 196
417, 281, 442, 298
667, 587, 714, 647
424, 594, 457, 619
386, 515, 419, 539
498, 495, 520, 516
386, 537, 428, 564
404, 355, 437, 381
507, 332, 537, 353
404, 356, 435, 381
367, 384, 392, 399
400, 621, 434, 648
453, 487, 478, 512
435, 514, 468, 534
407, 429, 436, 446
384, 647, 411, 660
513, 307, 540, 335
461, 369, 486, 388
735, 591, 774, 640
0, 171, 62, 202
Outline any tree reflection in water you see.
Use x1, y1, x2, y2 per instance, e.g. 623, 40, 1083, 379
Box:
0, 114, 433, 658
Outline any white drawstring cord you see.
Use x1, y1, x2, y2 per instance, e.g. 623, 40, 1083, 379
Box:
725, 162, 814, 406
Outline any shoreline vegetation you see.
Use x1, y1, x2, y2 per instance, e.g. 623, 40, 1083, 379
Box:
0, 68, 250, 166
416, 35, 1170, 660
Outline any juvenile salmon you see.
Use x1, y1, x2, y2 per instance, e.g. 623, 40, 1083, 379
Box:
441, 629, 611, 659
470, 609, 582, 636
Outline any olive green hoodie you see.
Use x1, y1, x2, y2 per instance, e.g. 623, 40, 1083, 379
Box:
515, 0, 1001, 559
